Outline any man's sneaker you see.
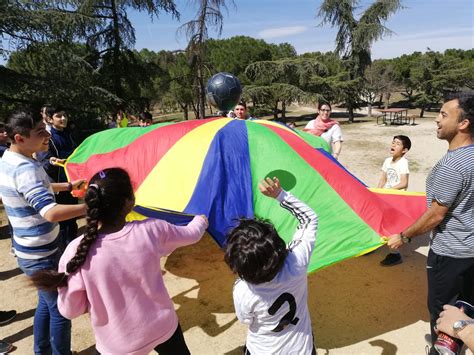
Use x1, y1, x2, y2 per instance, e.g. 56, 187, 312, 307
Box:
380, 253, 403, 266
0, 340, 13, 353
0, 311, 16, 325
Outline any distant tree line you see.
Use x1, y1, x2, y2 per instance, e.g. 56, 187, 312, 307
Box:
1, 0, 472, 130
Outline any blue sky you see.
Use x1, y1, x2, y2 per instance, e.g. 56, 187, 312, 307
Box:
0, 0, 472, 62
128, 0, 473, 58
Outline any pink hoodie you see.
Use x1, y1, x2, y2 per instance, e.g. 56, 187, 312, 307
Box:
58, 216, 207, 354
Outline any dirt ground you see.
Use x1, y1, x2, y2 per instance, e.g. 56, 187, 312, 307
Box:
1, 111, 472, 354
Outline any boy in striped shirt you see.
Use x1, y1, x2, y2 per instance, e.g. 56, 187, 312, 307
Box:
0, 110, 86, 354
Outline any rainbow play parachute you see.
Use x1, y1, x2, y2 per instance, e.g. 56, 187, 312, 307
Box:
65, 118, 426, 272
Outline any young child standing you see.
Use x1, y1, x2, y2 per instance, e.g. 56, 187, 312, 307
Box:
225, 177, 318, 355
0, 110, 86, 354
377, 135, 411, 266
32, 168, 208, 355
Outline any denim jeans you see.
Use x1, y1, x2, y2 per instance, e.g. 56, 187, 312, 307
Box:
17, 253, 71, 355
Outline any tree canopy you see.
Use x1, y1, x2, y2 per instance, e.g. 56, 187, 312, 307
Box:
1, 1, 472, 127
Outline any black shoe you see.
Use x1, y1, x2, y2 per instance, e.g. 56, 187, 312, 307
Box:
380, 253, 403, 266
0, 310, 16, 325
0, 340, 13, 353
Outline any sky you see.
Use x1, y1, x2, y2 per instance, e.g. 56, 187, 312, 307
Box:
0, 0, 472, 63
127, 0, 473, 59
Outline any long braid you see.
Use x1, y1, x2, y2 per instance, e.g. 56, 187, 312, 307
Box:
32, 168, 134, 291
65, 187, 100, 274
31, 186, 102, 290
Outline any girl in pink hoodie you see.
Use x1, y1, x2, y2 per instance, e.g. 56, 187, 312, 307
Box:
33, 168, 208, 354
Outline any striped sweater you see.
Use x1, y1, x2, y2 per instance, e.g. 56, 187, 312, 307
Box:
0, 150, 59, 259
427, 144, 474, 258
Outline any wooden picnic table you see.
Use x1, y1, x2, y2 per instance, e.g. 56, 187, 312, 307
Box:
377, 108, 413, 125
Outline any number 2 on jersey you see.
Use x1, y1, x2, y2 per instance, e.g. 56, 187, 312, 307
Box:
268, 292, 299, 332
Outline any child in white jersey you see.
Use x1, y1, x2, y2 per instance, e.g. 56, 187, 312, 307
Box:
377, 135, 411, 266
225, 177, 318, 355
32, 168, 208, 354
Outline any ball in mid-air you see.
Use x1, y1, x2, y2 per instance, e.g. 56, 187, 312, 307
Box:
206, 72, 242, 112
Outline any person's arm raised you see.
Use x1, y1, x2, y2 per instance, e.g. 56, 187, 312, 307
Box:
259, 177, 318, 266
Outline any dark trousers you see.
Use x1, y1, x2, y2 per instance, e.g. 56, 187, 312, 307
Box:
427, 249, 474, 354
95, 323, 189, 355
56, 191, 78, 249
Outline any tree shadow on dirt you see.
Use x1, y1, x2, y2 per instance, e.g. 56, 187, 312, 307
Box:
168, 232, 430, 351
310, 233, 430, 350
166, 235, 238, 338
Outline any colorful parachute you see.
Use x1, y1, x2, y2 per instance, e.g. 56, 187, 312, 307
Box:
65, 118, 426, 272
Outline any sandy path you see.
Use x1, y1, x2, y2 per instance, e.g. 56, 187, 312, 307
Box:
1, 114, 472, 354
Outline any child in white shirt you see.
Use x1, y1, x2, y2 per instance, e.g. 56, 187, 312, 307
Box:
225, 177, 318, 354
377, 135, 411, 266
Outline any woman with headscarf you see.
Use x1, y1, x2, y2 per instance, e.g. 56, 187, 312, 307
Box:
304, 102, 343, 160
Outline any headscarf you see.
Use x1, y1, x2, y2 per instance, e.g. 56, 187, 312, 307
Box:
303, 116, 338, 136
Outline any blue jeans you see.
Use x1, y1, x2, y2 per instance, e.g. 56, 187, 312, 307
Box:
17, 253, 71, 355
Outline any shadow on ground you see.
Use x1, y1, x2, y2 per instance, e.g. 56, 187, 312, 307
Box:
166, 235, 238, 338
0, 225, 12, 239
166, 233, 430, 350
75, 345, 96, 354
3, 325, 33, 345
0, 267, 22, 281
310, 233, 430, 350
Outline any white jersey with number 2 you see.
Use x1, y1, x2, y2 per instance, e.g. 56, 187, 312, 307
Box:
232, 191, 318, 355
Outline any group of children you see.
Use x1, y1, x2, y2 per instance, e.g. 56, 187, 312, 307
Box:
109, 109, 154, 128
0, 105, 414, 354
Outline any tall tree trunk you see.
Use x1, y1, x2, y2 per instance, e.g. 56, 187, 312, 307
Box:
281, 101, 286, 120
110, 0, 123, 99
191, 99, 198, 119
378, 93, 384, 108
273, 100, 279, 120
405, 88, 413, 103
368, 103, 372, 117
184, 105, 189, 120
197, 63, 206, 119
348, 105, 354, 123
180, 103, 189, 120
196, 1, 208, 119
419, 106, 425, 118
384, 92, 391, 109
